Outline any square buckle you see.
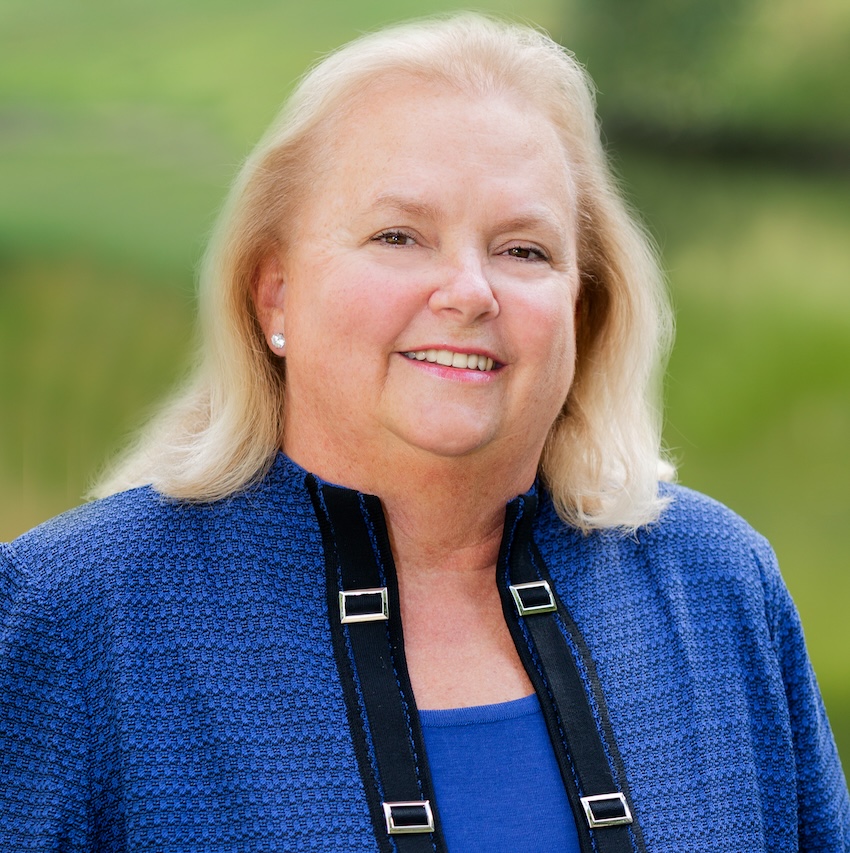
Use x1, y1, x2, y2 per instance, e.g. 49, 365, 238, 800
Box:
580, 792, 633, 828
382, 800, 435, 835
339, 587, 389, 624
509, 580, 557, 616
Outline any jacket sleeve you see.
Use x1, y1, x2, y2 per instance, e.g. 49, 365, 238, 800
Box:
753, 536, 850, 851
0, 542, 93, 850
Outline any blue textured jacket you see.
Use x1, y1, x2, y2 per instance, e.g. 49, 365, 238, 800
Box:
1, 455, 848, 851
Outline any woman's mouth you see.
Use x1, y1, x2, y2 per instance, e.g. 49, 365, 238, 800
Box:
402, 349, 496, 371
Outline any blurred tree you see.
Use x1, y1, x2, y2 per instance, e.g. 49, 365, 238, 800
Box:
561, 0, 850, 169
566, 0, 749, 124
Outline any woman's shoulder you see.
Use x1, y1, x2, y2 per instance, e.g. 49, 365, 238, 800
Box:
539, 480, 771, 553
650, 481, 771, 548
2, 487, 179, 610
1, 459, 319, 611
9, 484, 181, 558
536, 481, 782, 598
646, 482, 787, 608
655, 480, 752, 524
645, 482, 779, 577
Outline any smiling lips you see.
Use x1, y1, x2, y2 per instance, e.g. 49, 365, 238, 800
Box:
403, 349, 496, 371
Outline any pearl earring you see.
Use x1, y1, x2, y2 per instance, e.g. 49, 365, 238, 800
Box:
270, 332, 286, 349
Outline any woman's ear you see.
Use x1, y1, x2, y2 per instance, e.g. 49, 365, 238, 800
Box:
253, 252, 286, 350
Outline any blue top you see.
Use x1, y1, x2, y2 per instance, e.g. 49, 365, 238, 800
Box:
420, 694, 580, 852
0, 454, 848, 850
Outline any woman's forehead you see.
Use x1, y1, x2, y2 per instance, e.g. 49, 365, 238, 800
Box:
329, 75, 555, 138
320, 81, 575, 195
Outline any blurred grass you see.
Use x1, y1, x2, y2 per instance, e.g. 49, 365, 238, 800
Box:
1, 0, 848, 773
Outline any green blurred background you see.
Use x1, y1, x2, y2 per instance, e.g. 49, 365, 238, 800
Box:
2, 0, 848, 770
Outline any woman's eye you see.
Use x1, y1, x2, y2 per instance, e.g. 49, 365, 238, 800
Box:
373, 230, 415, 246
505, 245, 549, 261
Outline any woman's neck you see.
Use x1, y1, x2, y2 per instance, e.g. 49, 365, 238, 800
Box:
292, 440, 537, 577
288, 443, 541, 708
371, 454, 538, 709
380, 470, 508, 579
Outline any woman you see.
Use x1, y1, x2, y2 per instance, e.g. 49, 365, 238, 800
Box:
1, 14, 847, 852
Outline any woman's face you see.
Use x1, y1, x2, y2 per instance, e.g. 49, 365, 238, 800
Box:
258, 81, 580, 482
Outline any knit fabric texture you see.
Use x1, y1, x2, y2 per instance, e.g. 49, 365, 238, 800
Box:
1, 454, 848, 851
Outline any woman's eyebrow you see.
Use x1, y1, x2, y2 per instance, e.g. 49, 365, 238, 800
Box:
370, 193, 442, 221
370, 193, 569, 237
491, 210, 569, 238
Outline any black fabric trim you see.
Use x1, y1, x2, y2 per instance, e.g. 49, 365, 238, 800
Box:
308, 474, 644, 853
307, 477, 447, 853
496, 493, 647, 853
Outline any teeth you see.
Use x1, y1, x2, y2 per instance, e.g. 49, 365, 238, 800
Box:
403, 349, 496, 371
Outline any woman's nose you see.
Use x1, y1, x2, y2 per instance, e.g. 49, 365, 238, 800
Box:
428, 252, 499, 323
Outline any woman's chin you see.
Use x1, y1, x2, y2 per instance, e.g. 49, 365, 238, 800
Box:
388, 420, 501, 461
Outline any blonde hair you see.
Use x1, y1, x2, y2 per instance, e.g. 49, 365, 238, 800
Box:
94, 13, 675, 531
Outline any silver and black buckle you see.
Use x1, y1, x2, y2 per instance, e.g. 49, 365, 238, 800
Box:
382, 800, 435, 835
509, 580, 557, 615
580, 792, 633, 828
339, 587, 389, 624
